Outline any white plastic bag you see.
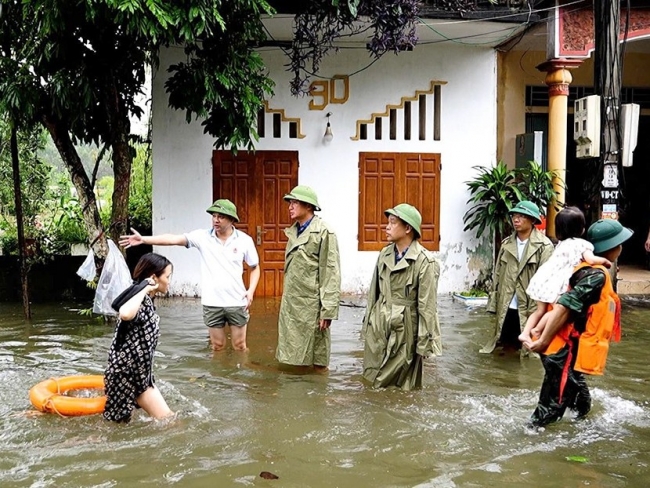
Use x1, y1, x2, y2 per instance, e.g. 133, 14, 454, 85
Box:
93, 239, 132, 316
76, 248, 97, 282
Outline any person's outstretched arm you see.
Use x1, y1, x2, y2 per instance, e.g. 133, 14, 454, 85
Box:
119, 227, 187, 248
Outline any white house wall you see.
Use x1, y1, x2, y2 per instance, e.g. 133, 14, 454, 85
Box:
152, 43, 496, 296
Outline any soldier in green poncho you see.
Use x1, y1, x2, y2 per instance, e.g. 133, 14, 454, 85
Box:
480, 200, 553, 354
276, 186, 341, 371
362, 204, 442, 390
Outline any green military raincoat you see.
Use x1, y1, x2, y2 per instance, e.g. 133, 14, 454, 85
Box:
276, 216, 341, 366
362, 240, 442, 390
480, 228, 553, 353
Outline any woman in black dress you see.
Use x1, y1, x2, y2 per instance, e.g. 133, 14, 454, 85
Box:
103, 253, 174, 422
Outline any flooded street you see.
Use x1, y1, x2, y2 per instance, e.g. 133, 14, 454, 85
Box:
1, 296, 649, 487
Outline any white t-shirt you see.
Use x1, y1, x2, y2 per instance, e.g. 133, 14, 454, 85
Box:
508, 237, 529, 310
184, 228, 259, 307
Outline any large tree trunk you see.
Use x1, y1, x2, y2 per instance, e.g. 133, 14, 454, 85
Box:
42, 115, 108, 264
111, 142, 131, 244
106, 82, 132, 245
10, 126, 31, 319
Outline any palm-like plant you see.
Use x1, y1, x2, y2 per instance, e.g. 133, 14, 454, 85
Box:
463, 160, 558, 259
463, 161, 524, 251
514, 160, 559, 217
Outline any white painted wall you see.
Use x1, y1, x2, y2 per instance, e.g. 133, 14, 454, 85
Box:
152, 43, 497, 296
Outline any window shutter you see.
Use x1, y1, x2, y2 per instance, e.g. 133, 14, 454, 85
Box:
359, 152, 440, 251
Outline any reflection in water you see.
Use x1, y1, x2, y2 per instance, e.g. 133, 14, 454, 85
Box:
0, 297, 649, 487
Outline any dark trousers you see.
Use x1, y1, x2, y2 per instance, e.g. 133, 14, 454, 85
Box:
530, 338, 591, 427
498, 308, 522, 349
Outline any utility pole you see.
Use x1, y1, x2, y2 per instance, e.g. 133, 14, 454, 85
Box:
594, 0, 622, 222
594, 0, 622, 289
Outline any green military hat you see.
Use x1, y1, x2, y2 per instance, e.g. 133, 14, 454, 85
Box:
508, 200, 542, 225
385, 203, 422, 238
587, 219, 633, 254
206, 199, 239, 222
283, 185, 321, 211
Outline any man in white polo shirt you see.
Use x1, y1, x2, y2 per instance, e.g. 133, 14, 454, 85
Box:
119, 199, 260, 351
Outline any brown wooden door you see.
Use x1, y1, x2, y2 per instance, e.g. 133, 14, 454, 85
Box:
213, 150, 299, 297
358, 152, 441, 251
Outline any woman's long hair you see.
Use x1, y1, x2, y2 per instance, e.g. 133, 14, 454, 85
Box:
132, 253, 173, 281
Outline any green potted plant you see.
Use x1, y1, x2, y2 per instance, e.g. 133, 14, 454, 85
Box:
463, 160, 557, 256
459, 160, 557, 304
452, 288, 489, 306
514, 160, 559, 231
462, 161, 524, 257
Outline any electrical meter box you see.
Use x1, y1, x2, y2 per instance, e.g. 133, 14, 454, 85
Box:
574, 95, 601, 159
621, 103, 640, 167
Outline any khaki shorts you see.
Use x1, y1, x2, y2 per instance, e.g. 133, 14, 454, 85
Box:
202, 306, 249, 328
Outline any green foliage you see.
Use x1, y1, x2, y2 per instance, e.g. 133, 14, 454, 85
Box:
463, 161, 523, 242
515, 161, 559, 215
128, 143, 152, 232
51, 196, 88, 244
0, 121, 50, 233
458, 289, 488, 297
0, 220, 18, 254
164, 1, 275, 149
463, 161, 558, 246
92, 143, 151, 232
40, 139, 114, 182
78, 307, 95, 317
565, 456, 589, 463
1, 0, 416, 262
0, 0, 278, 257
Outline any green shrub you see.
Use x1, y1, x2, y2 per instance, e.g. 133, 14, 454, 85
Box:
458, 289, 488, 298
53, 196, 88, 244
0, 224, 18, 255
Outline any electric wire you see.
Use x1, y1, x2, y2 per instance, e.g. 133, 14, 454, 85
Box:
261, 2, 593, 83
417, 0, 583, 25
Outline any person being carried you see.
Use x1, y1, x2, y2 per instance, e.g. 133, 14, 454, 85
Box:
519, 207, 611, 344
120, 199, 259, 352
524, 219, 633, 428
104, 252, 174, 423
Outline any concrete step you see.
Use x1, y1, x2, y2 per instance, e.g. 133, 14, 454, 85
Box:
617, 265, 650, 296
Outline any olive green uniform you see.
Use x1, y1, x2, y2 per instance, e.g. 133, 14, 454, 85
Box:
481, 228, 553, 353
276, 216, 341, 366
362, 240, 442, 390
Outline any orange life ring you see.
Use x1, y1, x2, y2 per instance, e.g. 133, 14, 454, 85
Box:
29, 375, 106, 416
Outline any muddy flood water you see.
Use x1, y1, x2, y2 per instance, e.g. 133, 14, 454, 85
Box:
1, 295, 649, 487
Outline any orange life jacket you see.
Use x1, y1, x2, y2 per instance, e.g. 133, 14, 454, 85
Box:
543, 263, 621, 376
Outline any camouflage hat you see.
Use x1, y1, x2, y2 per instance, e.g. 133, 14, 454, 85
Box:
587, 219, 633, 254
206, 199, 239, 222
283, 185, 321, 211
508, 200, 542, 225
385, 203, 422, 238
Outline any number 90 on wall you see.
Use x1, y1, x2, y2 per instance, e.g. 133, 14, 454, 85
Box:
308, 75, 350, 110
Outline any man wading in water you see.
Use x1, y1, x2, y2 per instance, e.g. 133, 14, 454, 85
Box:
481, 201, 553, 354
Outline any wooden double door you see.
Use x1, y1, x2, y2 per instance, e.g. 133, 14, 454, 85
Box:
212, 151, 299, 297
